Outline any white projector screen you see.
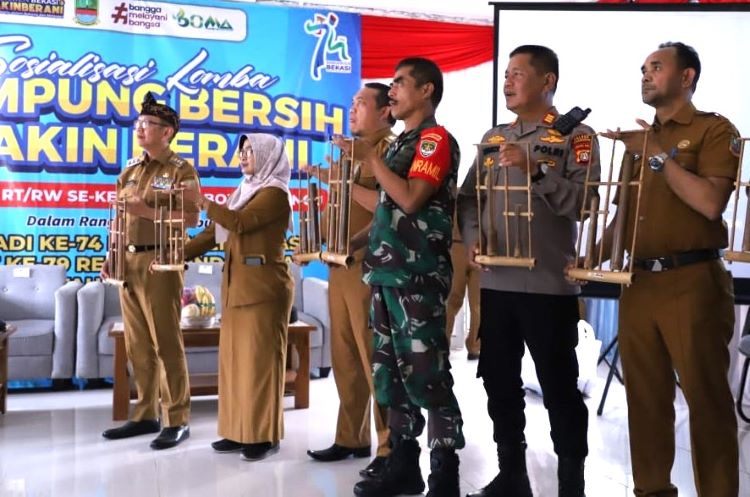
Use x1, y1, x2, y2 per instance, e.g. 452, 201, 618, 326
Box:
492, 2, 750, 280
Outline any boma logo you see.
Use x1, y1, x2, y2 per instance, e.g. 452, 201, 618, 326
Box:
174, 9, 233, 30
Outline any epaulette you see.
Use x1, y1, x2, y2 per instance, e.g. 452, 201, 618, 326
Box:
126, 156, 144, 168
168, 155, 189, 168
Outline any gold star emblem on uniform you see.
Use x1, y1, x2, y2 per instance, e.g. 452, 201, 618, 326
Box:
484, 156, 495, 168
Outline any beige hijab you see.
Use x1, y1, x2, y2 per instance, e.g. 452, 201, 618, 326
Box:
215, 133, 292, 243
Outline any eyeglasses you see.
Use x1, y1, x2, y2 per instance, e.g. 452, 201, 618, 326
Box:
237, 148, 253, 159
133, 119, 167, 130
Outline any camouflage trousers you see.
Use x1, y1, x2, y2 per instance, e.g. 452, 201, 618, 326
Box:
370, 285, 465, 449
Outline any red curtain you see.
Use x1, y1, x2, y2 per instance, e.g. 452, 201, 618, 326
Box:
361, 15, 493, 79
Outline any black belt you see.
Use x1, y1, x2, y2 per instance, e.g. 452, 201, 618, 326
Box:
632, 249, 721, 272
127, 244, 157, 253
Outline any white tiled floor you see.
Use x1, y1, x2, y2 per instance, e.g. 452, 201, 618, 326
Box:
1, 351, 749, 497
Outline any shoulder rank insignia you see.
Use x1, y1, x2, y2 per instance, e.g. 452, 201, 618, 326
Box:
126, 156, 144, 168
168, 155, 188, 168
542, 112, 556, 125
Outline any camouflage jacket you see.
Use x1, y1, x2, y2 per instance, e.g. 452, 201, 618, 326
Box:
362, 116, 460, 292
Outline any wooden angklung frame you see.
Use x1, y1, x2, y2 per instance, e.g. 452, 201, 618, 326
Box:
568, 131, 648, 285
474, 141, 535, 268
724, 137, 750, 263
104, 199, 128, 288
151, 188, 187, 272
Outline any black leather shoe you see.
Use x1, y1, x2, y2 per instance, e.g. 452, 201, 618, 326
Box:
359, 455, 387, 478
102, 419, 160, 440
241, 442, 279, 461
307, 443, 371, 461
211, 438, 243, 453
150, 425, 190, 450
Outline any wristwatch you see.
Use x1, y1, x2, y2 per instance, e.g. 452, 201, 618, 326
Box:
648, 152, 669, 173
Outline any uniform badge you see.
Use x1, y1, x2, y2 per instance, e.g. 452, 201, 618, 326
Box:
573, 134, 592, 165
542, 112, 556, 125
419, 139, 438, 158
730, 136, 743, 158
151, 174, 173, 190
540, 130, 565, 144
487, 135, 506, 144
677, 139, 691, 149
484, 156, 495, 168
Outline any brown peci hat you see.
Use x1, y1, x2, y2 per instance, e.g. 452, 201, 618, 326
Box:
140, 92, 180, 132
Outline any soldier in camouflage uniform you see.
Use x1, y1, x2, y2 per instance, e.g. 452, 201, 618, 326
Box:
343, 58, 463, 497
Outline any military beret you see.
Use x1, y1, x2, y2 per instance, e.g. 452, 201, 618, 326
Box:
140, 91, 179, 132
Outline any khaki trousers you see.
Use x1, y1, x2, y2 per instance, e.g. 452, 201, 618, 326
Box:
445, 241, 481, 354
120, 252, 190, 426
329, 264, 390, 456
619, 260, 738, 497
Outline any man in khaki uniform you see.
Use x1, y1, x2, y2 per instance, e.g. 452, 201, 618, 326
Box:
600, 42, 740, 497
101, 92, 200, 450
307, 83, 395, 479
445, 217, 480, 359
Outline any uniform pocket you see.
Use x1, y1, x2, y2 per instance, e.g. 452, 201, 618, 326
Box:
673, 151, 698, 172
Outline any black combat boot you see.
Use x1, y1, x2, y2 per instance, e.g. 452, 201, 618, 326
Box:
466, 442, 532, 497
426, 447, 460, 497
353, 435, 425, 497
558, 457, 585, 497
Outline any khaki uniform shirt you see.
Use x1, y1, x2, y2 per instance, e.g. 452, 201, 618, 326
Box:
116, 149, 200, 246
458, 108, 601, 295
619, 102, 740, 258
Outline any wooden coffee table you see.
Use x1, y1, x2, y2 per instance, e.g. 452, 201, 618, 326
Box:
0, 324, 17, 414
108, 320, 316, 421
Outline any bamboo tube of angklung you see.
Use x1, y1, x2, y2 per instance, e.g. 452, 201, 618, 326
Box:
611, 153, 634, 270
337, 158, 351, 253
742, 187, 750, 252
513, 203, 522, 258
309, 182, 321, 251
584, 195, 600, 270
485, 166, 498, 256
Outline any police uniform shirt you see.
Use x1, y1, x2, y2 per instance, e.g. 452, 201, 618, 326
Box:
619, 102, 740, 258
362, 116, 460, 292
458, 108, 601, 295
117, 149, 200, 247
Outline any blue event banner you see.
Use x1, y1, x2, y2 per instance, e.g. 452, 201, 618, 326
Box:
0, 0, 361, 281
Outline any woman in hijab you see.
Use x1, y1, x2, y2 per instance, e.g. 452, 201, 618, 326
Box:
183, 133, 294, 461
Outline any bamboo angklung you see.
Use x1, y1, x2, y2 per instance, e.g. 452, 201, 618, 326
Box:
321, 138, 355, 267
151, 188, 187, 272
104, 199, 128, 288
568, 131, 647, 285
724, 137, 750, 263
474, 141, 536, 268
292, 164, 323, 264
